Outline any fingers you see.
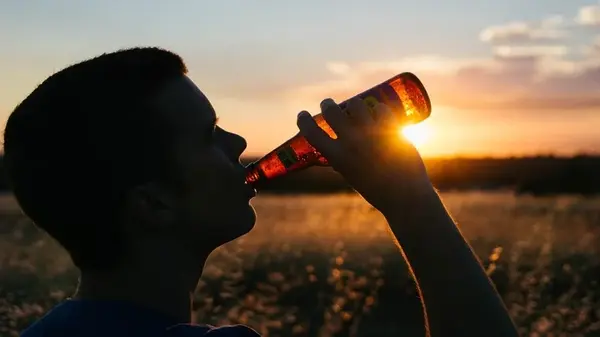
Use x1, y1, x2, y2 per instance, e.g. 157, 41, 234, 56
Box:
346, 97, 374, 126
323, 97, 378, 144
321, 98, 353, 140
373, 103, 399, 138
374, 102, 396, 127
296, 111, 337, 158
298, 98, 403, 161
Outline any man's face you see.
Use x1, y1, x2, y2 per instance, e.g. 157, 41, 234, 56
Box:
149, 76, 256, 252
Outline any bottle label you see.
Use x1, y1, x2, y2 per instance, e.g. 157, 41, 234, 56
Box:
356, 84, 401, 119
363, 95, 379, 110
276, 145, 298, 168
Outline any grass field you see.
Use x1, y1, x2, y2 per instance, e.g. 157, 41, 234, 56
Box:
1, 192, 600, 336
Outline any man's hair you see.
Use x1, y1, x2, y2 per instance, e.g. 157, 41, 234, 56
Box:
3, 47, 188, 270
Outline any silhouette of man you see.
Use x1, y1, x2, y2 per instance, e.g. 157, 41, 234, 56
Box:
5, 48, 518, 337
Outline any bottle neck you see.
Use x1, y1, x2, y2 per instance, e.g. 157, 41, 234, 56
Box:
244, 162, 261, 186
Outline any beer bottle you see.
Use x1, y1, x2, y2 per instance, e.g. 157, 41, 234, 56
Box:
245, 72, 431, 186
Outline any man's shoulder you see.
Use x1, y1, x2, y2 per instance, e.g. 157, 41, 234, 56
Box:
20, 300, 260, 337
23, 322, 260, 337
21, 301, 75, 337
167, 324, 260, 336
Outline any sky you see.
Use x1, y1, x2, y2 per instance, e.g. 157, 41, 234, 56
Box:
1, 0, 600, 158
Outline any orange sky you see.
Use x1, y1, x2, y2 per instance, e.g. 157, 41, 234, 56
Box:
1, 1, 600, 158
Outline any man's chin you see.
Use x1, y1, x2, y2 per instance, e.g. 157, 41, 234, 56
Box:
216, 206, 257, 245
237, 204, 257, 235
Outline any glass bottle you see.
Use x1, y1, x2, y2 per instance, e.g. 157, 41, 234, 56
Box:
245, 72, 431, 187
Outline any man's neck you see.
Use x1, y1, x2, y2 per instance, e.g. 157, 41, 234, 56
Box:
75, 253, 207, 323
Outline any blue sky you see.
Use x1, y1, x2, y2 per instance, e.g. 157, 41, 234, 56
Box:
1, 0, 600, 157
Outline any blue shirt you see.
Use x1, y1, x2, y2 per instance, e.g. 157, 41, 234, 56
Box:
21, 299, 260, 337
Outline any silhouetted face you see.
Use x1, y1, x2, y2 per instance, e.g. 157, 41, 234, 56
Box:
133, 76, 256, 255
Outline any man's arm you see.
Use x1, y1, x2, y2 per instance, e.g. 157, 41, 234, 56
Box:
296, 97, 519, 337
383, 188, 518, 337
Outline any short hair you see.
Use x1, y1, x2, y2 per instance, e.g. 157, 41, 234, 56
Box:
3, 47, 188, 270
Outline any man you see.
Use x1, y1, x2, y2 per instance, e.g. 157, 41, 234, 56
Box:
5, 47, 518, 336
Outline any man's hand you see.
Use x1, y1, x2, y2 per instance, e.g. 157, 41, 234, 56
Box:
296, 97, 435, 214
296, 97, 519, 337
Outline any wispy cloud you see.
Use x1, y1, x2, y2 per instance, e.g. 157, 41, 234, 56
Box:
576, 3, 600, 26
479, 16, 567, 44
285, 3, 600, 111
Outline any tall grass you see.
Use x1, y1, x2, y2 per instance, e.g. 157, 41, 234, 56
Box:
1, 192, 599, 336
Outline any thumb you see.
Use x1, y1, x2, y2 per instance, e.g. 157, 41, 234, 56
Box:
296, 111, 337, 159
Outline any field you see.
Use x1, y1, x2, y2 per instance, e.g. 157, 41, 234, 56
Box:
1, 192, 600, 336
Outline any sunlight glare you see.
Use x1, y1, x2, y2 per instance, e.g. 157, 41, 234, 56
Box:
400, 123, 431, 148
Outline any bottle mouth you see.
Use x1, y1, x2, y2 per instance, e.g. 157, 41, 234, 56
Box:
244, 162, 260, 186
403, 72, 432, 120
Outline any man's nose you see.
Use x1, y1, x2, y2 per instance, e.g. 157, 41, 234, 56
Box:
231, 133, 247, 157
219, 129, 247, 159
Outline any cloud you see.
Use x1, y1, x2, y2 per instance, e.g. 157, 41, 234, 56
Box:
576, 4, 600, 26
582, 35, 600, 57
492, 45, 570, 58
287, 55, 600, 111
479, 16, 567, 44
286, 6, 600, 112
193, 3, 600, 112
289, 52, 600, 111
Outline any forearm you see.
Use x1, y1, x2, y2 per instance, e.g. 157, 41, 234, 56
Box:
383, 189, 518, 337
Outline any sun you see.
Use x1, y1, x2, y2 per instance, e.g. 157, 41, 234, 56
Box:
399, 122, 431, 148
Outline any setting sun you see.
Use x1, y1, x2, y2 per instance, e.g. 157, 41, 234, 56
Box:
400, 123, 431, 148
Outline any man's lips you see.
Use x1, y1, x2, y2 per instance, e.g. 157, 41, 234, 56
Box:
244, 180, 257, 198
239, 165, 257, 198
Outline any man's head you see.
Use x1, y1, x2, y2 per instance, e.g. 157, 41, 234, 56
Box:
3, 47, 256, 272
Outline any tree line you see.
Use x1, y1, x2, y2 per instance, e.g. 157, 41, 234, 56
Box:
0, 155, 599, 196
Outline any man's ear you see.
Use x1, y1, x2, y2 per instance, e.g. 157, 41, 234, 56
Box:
122, 182, 177, 232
